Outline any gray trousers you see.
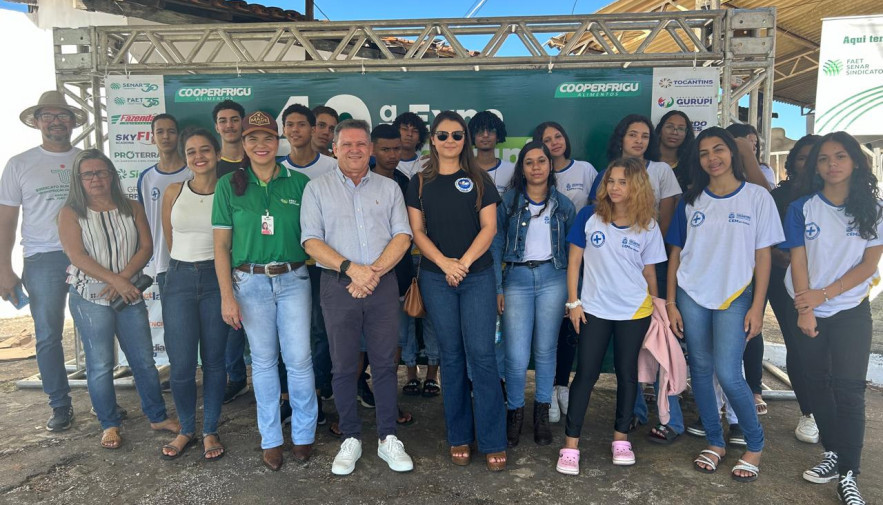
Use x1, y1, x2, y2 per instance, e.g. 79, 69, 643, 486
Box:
320, 270, 400, 440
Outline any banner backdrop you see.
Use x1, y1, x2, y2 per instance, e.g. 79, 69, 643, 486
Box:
163, 69, 658, 169
650, 67, 720, 133
105, 68, 718, 366
815, 15, 883, 135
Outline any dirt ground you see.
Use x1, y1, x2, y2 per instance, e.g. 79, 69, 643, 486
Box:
0, 311, 881, 505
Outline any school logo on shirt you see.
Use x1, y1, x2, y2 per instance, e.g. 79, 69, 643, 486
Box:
690, 211, 705, 227
150, 187, 160, 201
804, 222, 821, 240
728, 212, 752, 226
280, 198, 300, 206
590, 231, 606, 248
845, 226, 859, 237
621, 237, 641, 252
566, 182, 584, 191
455, 177, 474, 193
544, 215, 550, 224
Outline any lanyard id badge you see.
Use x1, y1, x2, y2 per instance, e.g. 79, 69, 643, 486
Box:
261, 211, 274, 235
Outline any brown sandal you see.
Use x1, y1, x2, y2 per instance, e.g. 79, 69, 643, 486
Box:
101, 427, 122, 450
450, 444, 471, 466
486, 451, 507, 471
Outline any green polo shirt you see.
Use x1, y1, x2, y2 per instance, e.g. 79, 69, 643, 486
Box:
212, 164, 309, 266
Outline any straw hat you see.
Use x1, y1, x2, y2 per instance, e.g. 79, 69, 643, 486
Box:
19, 90, 87, 128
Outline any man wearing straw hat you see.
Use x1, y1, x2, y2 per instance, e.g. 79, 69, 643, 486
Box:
0, 90, 86, 431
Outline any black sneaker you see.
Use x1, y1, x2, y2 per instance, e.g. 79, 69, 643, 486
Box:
223, 379, 249, 404
837, 471, 865, 505
686, 419, 705, 437
803, 451, 839, 484
357, 375, 375, 408
728, 424, 746, 446
280, 399, 292, 426
46, 406, 73, 432
317, 395, 327, 426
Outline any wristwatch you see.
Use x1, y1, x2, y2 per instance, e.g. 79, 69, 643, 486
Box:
339, 259, 351, 274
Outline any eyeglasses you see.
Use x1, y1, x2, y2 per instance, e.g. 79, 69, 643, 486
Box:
37, 112, 74, 123
79, 169, 112, 180
434, 130, 465, 142
663, 124, 688, 134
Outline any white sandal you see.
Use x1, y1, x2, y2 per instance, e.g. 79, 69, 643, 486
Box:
693, 449, 723, 473
731, 458, 760, 483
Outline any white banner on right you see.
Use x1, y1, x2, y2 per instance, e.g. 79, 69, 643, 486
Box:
815, 15, 883, 136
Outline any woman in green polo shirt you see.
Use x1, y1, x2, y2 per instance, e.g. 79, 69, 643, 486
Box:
212, 111, 316, 471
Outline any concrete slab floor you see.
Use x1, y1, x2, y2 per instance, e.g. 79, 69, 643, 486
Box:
0, 363, 880, 505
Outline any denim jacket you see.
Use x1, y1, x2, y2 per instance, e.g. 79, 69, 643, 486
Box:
491, 186, 576, 294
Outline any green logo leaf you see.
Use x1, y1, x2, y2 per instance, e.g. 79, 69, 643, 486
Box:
822, 59, 843, 77
114, 97, 125, 105
110, 82, 121, 90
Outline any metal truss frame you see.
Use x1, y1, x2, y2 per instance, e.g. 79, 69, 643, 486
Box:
52, 8, 775, 154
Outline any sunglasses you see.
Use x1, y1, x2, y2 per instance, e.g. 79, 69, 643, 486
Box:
434, 130, 465, 142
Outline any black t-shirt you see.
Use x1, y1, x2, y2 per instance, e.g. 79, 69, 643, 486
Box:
405, 169, 500, 274
371, 167, 415, 295
217, 158, 243, 178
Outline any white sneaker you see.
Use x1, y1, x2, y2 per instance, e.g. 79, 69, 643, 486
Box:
548, 387, 561, 423
795, 414, 820, 444
331, 437, 362, 475
557, 385, 570, 416
377, 435, 414, 472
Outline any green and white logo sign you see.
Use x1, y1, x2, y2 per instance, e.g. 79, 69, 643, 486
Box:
554, 81, 641, 98
822, 59, 843, 77
175, 86, 254, 102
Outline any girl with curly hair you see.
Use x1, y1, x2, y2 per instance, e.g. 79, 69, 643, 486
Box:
556, 157, 666, 474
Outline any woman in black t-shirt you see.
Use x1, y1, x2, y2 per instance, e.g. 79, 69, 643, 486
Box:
405, 110, 506, 471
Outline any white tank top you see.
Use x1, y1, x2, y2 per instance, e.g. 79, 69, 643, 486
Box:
170, 180, 215, 262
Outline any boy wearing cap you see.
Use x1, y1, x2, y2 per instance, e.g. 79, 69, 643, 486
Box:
0, 90, 85, 431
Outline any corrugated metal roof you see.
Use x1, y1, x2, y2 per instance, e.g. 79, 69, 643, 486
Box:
548, 0, 882, 108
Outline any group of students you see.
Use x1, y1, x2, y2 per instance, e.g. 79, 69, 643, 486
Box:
24, 91, 878, 504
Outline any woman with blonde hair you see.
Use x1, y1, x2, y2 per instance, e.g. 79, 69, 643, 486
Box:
557, 157, 666, 474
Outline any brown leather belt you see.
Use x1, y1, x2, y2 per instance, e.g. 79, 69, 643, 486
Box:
236, 262, 304, 277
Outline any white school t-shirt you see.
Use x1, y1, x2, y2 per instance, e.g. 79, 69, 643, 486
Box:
487, 159, 516, 195
666, 182, 784, 310
0, 146, 79, 256
136, 164, 192, 275
278, 152, 336, 180
555, 159, 597, 212
780, 192, 883, 318
521, 200, 554, 262
567, 206, 667, 320
396, 155, 426, 178
646, 160, 683, 206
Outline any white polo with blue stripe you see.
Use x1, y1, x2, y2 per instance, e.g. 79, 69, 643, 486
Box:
666, 182, 784, 310
568, 206, 667, 320
780, 192, 883, 317
555, 159, 597, 213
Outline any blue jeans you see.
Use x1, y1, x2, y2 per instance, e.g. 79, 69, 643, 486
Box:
501, 262, 566, 408
162, 259, 228, 436
633, 378, 685, 434
399, 311, 440, 367
22, 251, 71, 409
69, 289, 167, 430
233, 266, 316, 448
678, 286, 764, 452
420, 268, 506, 453
225, 326, 247, 383
308, 265, 332, 390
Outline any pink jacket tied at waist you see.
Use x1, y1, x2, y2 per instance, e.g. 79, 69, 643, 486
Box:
637, 297, 688, 425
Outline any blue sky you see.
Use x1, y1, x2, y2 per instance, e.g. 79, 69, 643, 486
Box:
0, 0, 807, 138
